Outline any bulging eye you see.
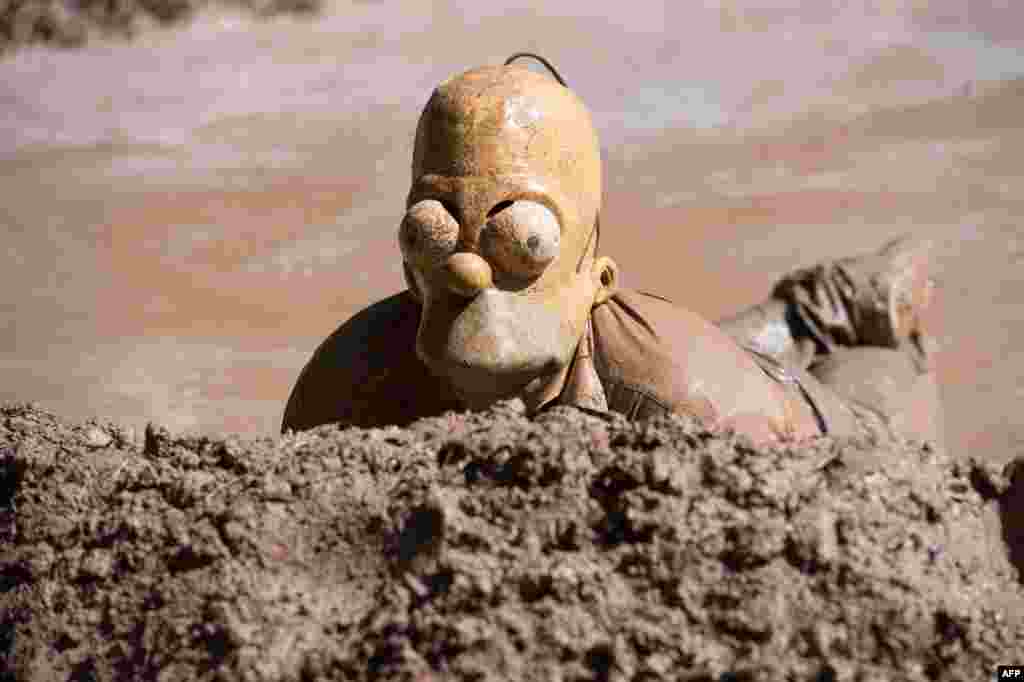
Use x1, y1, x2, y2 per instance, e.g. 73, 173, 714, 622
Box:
480, 200, 560, 278
398, 199, 458, 266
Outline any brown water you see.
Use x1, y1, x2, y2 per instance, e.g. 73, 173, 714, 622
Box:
2, 0, 1022, 463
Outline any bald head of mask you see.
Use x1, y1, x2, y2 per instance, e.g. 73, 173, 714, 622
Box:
398, 59, 617, 411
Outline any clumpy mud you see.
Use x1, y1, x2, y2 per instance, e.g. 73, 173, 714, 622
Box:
2, 401, 1022, 681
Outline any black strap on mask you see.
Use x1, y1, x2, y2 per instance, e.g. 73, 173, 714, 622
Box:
503, 52, 600, 273
577, 214, 601, 273
503, 52, 567, 86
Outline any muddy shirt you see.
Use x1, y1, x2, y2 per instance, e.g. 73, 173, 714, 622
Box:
554, 290, 858, 441
281, 289, 858, 442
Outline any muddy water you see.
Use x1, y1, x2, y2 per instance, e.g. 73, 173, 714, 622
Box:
1, 1, 1022, 462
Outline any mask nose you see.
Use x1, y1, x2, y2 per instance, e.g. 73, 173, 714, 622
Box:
444, 252, 493, 298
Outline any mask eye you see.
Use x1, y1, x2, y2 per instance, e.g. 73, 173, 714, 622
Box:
398, 199, 458, 266
480, 200, 560, 279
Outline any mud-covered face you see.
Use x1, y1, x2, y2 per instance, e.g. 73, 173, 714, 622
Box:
399, 65, 616, 411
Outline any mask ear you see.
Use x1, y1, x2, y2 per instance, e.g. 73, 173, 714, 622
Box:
591, 256, 618, 305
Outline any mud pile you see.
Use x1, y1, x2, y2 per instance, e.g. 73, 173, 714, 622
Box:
1, 0, 319, 53
2, 401, 1023, 681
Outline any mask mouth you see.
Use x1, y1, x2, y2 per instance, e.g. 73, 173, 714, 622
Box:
439, 350, 567, 413
445, 363, 547, 409
417, 287, 574, 387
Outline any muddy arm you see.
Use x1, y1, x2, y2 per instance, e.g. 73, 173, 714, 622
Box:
716, 298, 817, 371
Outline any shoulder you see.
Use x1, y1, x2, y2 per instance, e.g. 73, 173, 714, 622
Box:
281, 291, 460, 433
590, 290, 789, 429
591, 289, 757, 382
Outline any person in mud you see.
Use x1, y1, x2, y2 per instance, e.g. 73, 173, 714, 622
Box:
282, 55, 943, 448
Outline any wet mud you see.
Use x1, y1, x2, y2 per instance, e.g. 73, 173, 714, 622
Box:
3, 401, 1022, 681
1, 0, 319, 52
